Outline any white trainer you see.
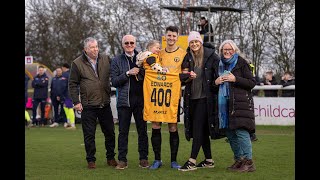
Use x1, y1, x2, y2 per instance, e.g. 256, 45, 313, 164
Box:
49, 122, 59, 128
64, 122, 70, 128
66, 126, 76, 130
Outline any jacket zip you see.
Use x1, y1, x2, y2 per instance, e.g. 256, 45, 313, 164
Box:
85, 57, 104, 107
125, 55, 131, 107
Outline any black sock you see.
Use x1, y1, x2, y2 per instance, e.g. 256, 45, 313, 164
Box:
151, 128, 161, 160
170, 131, 179, 162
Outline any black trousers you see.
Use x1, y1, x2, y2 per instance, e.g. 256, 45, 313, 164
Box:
51, 97, 66, 123
81, 104, 116, 163
190, 98, 212, 160
32, 98, 46, 125
117, 99, 148, 162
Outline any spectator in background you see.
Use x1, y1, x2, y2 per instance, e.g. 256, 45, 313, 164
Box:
246, 60, 258, 142
25, 73, 29, 106
25, 73, 32, 126
214, 40, 256, 172
69, 37, 117, 169
247, 61, 260, 96
251, 76, 262, 96
62, 63, 70, 76
198, 17, 213, 35
49, 67, 68, 128
111, 34, 149, 170
198, 17, 213, 42
280, 71, 295, 97
31, 66, 49, 126
62, 63, 76, 129
260, 70, 278, 97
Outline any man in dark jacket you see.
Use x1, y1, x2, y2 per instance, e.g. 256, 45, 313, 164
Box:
111, 34, 149, 170
62, 63, 76, 129
261, 70, 278, 97
198, 17, 213, 42
280, 71, 295, 97
31, 65, 49, 126
49, 67, 68, 128
68, 37, 117, 169
62, 63, 70, 79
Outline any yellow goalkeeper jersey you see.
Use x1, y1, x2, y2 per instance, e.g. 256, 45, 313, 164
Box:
143, 70, 181, 123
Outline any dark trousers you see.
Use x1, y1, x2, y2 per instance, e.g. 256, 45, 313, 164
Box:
51, 98, 66, 123
117, 100, 148, 162
190, 98, 212, 159
81, 104, 116, 163
32, 98, 46, 125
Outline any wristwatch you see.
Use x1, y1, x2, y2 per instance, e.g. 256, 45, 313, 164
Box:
126, 71, 130, 77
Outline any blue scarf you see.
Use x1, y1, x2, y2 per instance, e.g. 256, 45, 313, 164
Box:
218, 53, 238, 129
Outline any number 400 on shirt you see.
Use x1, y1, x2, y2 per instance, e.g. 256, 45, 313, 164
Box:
143, 70, 181, 123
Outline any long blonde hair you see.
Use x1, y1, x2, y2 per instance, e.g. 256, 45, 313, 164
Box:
191, 46, 204, 68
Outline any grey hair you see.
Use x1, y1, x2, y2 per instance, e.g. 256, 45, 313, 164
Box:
84, 37, 98, 48
122, 35, 136, 44
218, 40, 241, 56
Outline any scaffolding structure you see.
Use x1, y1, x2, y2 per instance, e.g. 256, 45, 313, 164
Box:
160, 0, 246, 47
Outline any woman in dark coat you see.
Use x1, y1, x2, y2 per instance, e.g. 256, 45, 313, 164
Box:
214, 40, 256, 172
178, 31, 221, 171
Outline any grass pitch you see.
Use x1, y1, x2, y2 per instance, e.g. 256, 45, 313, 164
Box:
25, 124, 294, 180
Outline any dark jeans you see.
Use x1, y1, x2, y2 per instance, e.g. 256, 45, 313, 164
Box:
81, 104, 116, 163
190, 98, 212, 160
117, 101, 148, 162
51, 97, 67, 123
32, 98, 46, 125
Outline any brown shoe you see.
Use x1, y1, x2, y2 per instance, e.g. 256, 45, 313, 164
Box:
107, 159, 118, 167
115, 161, 128, 170
227, 159, 244, 171
139, 159, 149, 168
88, 162, 96, 169
236, 159, 256, 172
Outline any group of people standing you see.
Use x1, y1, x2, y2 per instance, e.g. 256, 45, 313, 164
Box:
257, 70, 295, 97
62, 25, 256, 173
49, 64, 76, 129
25, 64, 76, 129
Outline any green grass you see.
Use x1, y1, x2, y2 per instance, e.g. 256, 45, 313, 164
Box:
25, 124, 294, 180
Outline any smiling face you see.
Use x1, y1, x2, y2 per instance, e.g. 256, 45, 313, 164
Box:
222, 43, 235, 59
189, 40, 202, 53
165, 30, 178, 47
149, 43, 161, 55
122, 35, 136, 54
84, 40, 99, 59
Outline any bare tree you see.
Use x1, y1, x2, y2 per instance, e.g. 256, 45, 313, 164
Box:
25, 0, 295, 76
25, 0, 99, 69
265, 0, 295, 75
242, 0, 273, 77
